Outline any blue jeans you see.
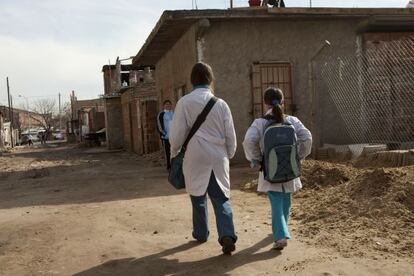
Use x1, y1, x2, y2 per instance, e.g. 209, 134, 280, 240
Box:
268, 191, 292, 241
190, 172, 237, 245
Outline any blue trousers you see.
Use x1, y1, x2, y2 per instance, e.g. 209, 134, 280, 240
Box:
268, 191, 292, 241
190, 172, 237, 245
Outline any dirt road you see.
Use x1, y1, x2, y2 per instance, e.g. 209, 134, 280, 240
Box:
0, 145, 413, 275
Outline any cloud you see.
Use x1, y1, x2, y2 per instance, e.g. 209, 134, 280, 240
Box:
0, 0, 159, 104
0, 0, 409, 106
0, 36, 103, 104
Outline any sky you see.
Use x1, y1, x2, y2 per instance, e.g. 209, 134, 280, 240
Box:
0, 0, 409, 108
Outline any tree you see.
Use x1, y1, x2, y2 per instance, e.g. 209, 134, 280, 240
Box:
31, 99, 57, 134
61, 101, 71, 122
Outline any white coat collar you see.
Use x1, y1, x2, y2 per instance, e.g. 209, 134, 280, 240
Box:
192, 87, 212, 94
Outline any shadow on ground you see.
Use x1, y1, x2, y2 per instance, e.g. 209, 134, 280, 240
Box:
74, 235, 277, 276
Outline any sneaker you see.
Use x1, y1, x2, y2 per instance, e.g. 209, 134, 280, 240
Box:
192, 232, 207, 243
272, 239, 288, 250
221, 236, 236, 255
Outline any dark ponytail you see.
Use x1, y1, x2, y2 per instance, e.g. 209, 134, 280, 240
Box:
263, 87, 284, 123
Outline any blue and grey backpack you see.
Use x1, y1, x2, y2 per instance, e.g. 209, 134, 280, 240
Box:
262, 118, 301, 183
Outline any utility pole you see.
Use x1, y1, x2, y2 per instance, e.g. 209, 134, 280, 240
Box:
10, 94, 14, 147
310, 0, 312, 8
27, 98, 31, 131
71, 90, 75, 121
230, 0, 233, 8
6, 77, 13, 148
59, 92, 62, 131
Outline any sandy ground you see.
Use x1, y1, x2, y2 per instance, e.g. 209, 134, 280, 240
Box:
0, 144, 413, 276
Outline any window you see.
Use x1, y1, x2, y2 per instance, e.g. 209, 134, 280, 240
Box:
251, 62, 294, 118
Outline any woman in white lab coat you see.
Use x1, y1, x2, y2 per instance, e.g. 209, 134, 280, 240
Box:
169, 62, 237, 255
243, 87, 312, 250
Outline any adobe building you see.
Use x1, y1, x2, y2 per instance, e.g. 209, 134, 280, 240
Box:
102, 62, 125, 150
132, 8, 414, 161
120, 76, 159, 155
103, 59, 159, 153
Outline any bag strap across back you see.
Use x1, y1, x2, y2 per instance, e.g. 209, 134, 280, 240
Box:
181, 97, 218, 153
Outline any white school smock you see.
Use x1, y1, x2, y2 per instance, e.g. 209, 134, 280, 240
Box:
242, 114, 312, 193
169, 88, 237, 198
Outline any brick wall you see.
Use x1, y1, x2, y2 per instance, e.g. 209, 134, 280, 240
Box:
104, 97, 124, 149
102, 66, 121, 95
88, 110, 105, 132
0, 106, 44, 130
18, 112, 44, 130
119, 83, 159, 155
130, 100, 143, 155
121, 91, 133, 152
141, 100, 160, 154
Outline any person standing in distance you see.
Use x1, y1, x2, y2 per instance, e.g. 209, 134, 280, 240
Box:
157, 100, 174, 171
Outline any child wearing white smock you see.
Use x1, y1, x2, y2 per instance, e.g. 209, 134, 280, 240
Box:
243, 87, 312, 250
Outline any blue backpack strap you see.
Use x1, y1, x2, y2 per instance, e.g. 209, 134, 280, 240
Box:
262, 115, 276, 129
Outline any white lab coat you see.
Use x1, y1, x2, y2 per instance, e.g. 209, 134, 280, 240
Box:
169, 88, 237, 198
243, 113, 312, 193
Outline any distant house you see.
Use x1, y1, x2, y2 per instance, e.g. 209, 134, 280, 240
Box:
101, 63, 124, 149
0, 105, 44, 131
131, 7, 414, 161
68, 94, 105, 142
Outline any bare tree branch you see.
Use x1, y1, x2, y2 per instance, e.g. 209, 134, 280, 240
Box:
32, 99, 57, 133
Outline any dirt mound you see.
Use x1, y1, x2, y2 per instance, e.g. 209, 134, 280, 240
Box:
350, 168, 394, 198
294, 165, 414, 258
240, 160, 355, 191
240, 159, 414, 258
301, 160, 354, 189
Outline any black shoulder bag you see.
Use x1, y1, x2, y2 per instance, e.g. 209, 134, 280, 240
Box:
168, 97, 218, 189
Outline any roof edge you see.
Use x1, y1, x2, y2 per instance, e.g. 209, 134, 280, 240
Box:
132, 8, 414, 66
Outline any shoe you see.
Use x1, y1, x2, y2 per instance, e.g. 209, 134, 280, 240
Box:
195, 238, 207, 243
192, 232, 207, 243
272, 239, 287, 250
221, 236, 236, 255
